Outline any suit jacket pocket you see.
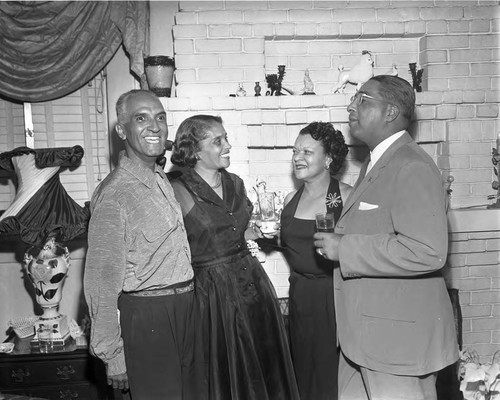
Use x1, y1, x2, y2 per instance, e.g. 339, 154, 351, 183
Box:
361, 313, 418, 368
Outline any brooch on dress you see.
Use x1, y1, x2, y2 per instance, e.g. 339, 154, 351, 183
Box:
326, 192, 342, 208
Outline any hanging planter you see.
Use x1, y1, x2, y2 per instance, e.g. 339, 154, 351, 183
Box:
144, 55, 175, 97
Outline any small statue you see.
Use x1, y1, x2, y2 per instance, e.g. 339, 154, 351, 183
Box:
254, 82, 261, 96
409, 63, 424, 92
333, 50, 374, 93
236, 83, 247, 97
300, 69, 315, 95
385, 64, 398, 77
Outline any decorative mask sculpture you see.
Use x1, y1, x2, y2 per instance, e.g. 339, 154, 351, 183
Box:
24, 237, 71, 346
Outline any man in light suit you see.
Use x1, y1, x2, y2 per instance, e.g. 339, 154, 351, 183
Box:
314, 75, 459, 400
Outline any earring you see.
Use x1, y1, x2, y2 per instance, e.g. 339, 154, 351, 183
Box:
325, 163, 330, 170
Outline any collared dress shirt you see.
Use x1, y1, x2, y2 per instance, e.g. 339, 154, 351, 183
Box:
367, 130, 405, 174
84, 152, 192, 376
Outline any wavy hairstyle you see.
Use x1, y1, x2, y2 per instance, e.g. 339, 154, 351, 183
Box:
171, 115, 223, 168
370, 75, 415, 123
299, 122, 349, 176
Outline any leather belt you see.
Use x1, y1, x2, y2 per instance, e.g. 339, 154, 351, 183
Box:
129, 280, 194, 297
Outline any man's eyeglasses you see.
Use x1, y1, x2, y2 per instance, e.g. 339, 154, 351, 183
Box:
350, 92, 389, 106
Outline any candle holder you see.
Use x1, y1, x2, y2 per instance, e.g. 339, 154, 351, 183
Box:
265, 65, 287, 96
409, 63, 424, 92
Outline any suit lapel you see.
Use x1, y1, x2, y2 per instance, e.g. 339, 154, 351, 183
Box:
341, 158, 370, 216
340, 132, 413, 219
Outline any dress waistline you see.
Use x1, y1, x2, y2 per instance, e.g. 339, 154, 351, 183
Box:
192, 249, 251, 269
127, 279, 194, 297
292, 271, 333, 280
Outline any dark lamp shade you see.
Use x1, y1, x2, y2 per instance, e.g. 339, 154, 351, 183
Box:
144, 56, 175, 97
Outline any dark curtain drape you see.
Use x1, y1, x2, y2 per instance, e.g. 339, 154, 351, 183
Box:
0, 1, 149, 103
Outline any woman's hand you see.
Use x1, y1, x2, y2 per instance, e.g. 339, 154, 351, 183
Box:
245, 221, 262, 240
255, 220, 281, 239
245, 220, 280, 240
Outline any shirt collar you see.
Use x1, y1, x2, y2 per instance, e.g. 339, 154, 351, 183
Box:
370, 130, 406, 169
118, 151, 166, 188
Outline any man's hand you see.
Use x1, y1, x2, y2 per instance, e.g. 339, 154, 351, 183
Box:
313, 232, 342, 261
107, 372, 129, 391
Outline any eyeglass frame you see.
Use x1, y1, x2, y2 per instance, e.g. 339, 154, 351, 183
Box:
349, 92, 392, 106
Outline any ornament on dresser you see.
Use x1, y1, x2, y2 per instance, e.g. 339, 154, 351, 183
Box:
333, 50, 374, 93
24, 238, 72, 349
409, 62, 424, 92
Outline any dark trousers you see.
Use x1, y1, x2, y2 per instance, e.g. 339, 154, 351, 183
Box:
119, 290, 205, 400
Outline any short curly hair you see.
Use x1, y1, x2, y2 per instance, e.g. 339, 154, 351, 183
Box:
298, 122, 349, 175
170, 115, 223, 168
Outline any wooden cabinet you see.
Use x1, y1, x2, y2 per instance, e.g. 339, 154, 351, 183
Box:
0, 338, 120, 400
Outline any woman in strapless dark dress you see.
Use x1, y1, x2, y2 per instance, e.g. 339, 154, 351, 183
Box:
169, 115, 299, 400
280, 122, 351, 400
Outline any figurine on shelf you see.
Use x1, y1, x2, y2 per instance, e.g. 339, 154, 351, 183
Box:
384, 63, 398, 77
266, 65, 289, 96
300, 69, 315, 95
409, 62, 424, 92
333, 50, 374, 93
254, 81, 262, 96
236, 82, 247, 97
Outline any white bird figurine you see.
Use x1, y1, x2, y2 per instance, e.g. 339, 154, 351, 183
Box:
333, 50, 374, 93
385, 64, 398, 76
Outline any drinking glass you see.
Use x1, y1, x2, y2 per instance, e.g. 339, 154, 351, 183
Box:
38, 325, 54, 353
258, 191, 277, 234
315, 212, 335, 232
